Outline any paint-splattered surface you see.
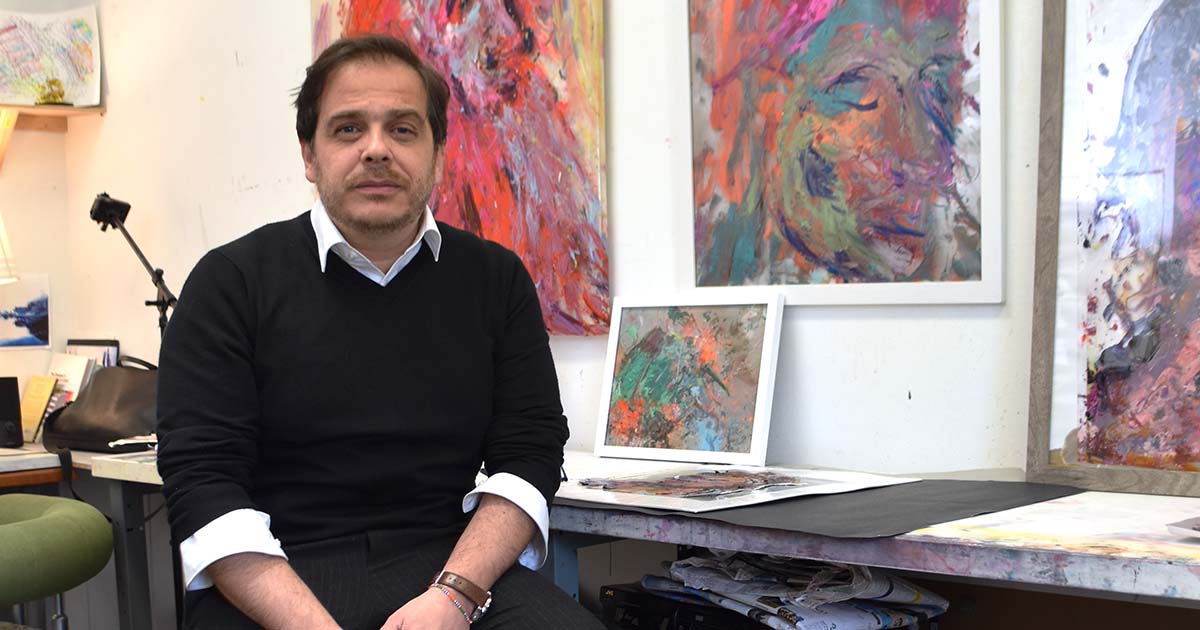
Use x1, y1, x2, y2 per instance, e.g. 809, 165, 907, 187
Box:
580, 469, 819, 498
605, 305, 767, 453
553, 485, 1200, 601
910, 492, 1200, 564
311, 0, 608, 335
1066, 1, 1200, 470
691, 0, 982, 287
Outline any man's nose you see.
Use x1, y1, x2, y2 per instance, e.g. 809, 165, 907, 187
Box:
362, 127, 391, 163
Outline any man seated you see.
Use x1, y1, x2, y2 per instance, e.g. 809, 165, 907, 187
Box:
157, 34, 604, 630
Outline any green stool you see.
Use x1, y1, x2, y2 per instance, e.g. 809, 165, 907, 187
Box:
0, 494, 112, 630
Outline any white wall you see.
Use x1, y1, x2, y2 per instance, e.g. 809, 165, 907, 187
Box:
0, 125, 69, 394
5, 0, 1044, 476
566, 0, 1044, 475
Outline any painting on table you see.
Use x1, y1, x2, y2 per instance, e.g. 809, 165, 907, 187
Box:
689, 0, 1002, 304
595, 292, 783, 466
558, 465, 917, 512
1029, 0, 1200, 495
311, 0, 609, 335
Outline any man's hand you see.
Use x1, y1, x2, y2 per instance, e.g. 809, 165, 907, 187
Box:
379, 587, 470, 630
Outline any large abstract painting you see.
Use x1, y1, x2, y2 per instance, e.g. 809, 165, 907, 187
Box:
1046, 0, 1200, 474
690, 0, 1002, 304
595, 294, 783, 466
311, 1, 608, 335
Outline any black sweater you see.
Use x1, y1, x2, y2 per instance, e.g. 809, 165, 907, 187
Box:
156, 213, 568, 547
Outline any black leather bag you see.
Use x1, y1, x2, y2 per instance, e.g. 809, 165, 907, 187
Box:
42, 356, 157, 453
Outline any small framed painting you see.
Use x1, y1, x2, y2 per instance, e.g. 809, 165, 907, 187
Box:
595, 292, 785, 466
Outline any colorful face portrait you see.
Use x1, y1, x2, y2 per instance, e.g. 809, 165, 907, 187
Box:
692, 0, 982, 286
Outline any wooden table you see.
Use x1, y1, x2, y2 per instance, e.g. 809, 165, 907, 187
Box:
0, 446, 63, 488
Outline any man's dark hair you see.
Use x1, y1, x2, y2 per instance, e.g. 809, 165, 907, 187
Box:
294, 34, 450, 148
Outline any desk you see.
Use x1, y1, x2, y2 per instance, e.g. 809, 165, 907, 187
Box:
84, 450, 161, 630
0, 447, 61, 487
2, 446, 160, 630
550, 491, 1200, 608
87, 450, 1200, 624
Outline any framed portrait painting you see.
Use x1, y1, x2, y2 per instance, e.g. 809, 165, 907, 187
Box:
1028, 0, 1200, 495
595, 292, 784, 466
689, 0, 1003, 305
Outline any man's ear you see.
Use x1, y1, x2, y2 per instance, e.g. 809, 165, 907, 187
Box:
434, 146, 446, 185
301, 139, 317, 184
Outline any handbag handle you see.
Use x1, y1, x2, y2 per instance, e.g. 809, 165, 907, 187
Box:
118, 355, 158, 370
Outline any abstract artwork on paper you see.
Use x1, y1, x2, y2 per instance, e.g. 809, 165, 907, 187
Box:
557, 465, 917, 512
0, 7, 101, 107
690, 0, 990, 298
1049, 0, 1200, 471
311, 1, 609, 335
595, 294, 783, 466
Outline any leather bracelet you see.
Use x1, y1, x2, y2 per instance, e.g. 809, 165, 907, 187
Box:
431, 571, 492, 622
431, 571, 490, 610
431, 584, 473, 624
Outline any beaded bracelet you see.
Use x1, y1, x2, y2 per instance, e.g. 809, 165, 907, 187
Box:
431, 583, 474, 624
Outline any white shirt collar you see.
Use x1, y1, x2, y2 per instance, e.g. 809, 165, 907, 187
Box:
309, 200, 442, 286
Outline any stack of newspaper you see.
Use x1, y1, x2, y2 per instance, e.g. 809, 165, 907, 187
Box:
640, 551, 948, 630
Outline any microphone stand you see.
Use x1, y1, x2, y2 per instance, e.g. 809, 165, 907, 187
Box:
89, 193, 177, 339
88, 192, 184, 627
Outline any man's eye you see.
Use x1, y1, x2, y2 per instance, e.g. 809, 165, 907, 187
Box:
395, 126, 414, 135
336, 125, 359, 134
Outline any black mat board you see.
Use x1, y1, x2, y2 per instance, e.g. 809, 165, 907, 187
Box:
553, 479, 1084, 538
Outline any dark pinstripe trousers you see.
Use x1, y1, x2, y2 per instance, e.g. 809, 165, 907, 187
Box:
184, 530, 605, 629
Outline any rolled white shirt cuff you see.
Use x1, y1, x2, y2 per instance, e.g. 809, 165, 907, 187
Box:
463, 472, 549, 569
179, 508, 288, 591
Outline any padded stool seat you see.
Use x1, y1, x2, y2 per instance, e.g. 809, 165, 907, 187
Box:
0, 494, 112, 607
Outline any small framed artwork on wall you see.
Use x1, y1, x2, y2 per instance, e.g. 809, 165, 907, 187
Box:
595, 292, 785, 466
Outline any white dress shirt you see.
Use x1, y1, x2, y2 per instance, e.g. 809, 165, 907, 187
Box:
180, 200, 551, 590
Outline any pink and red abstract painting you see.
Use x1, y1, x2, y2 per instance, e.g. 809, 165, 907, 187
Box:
312, 0, 609, 335
690, 0, 983, 288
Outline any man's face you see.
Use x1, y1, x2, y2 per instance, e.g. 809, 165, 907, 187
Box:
302, 59, 443, 238
772, 8, 965, 280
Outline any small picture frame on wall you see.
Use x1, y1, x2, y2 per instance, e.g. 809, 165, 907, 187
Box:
595, 292, 784, 466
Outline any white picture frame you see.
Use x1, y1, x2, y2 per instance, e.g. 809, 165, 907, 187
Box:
594, 291, 784, 466
688, 0, 1004, 305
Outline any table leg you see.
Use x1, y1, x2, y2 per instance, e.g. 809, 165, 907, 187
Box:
109, 481, 153, 630
543, 532, 613, 601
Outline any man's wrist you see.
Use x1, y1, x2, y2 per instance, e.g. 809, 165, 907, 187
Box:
430, 571, 491, 623
430, 584, 474, 624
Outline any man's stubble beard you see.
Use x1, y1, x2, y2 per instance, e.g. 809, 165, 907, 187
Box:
316, 161, 436, 237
